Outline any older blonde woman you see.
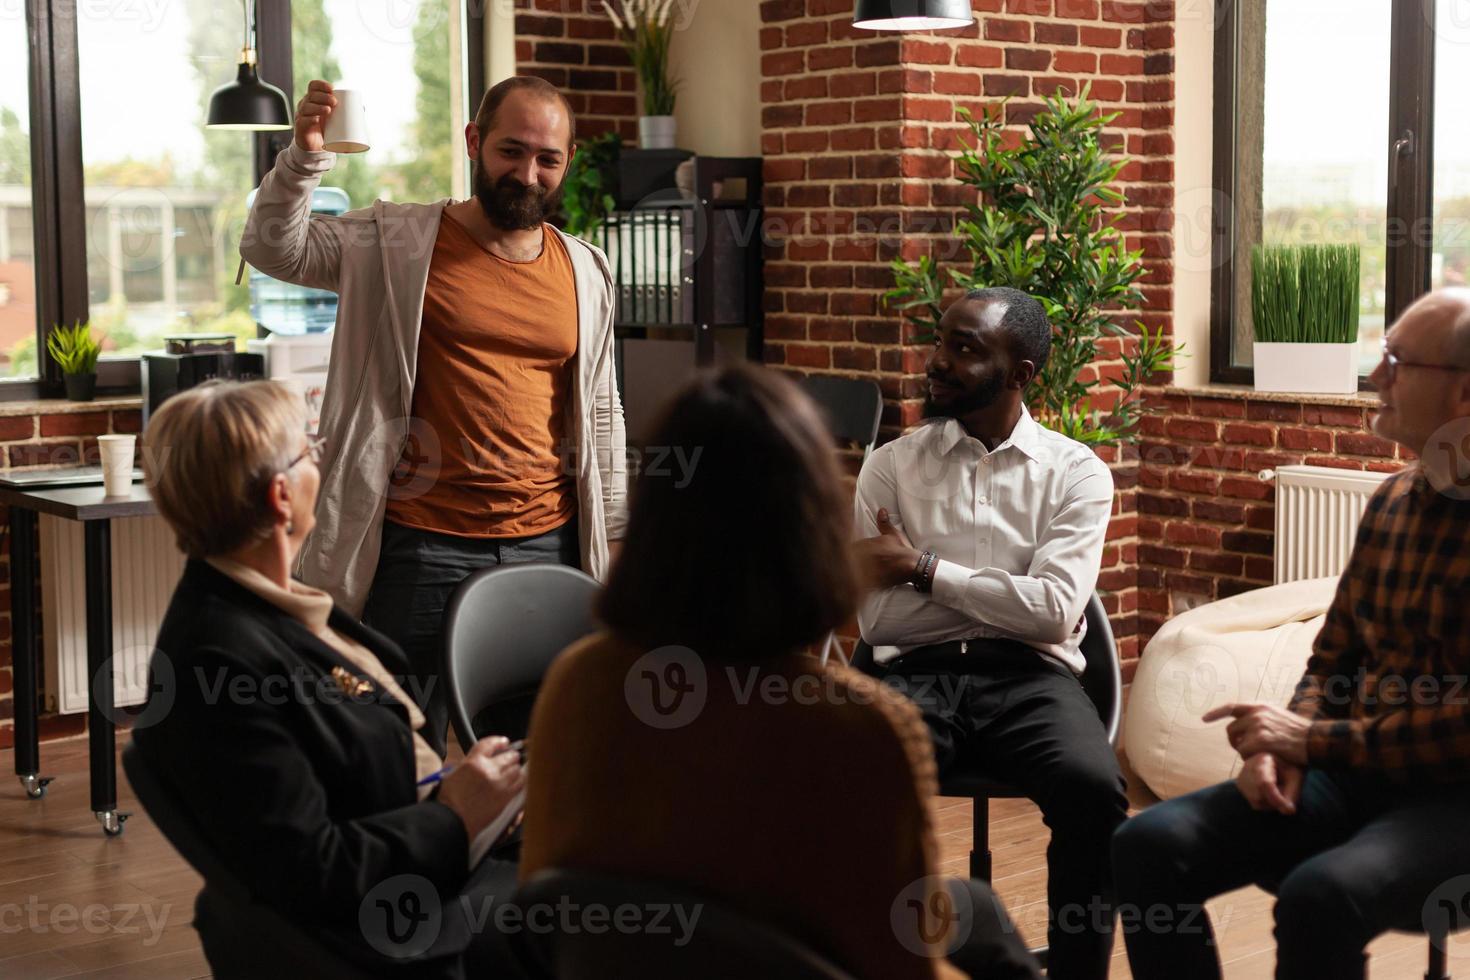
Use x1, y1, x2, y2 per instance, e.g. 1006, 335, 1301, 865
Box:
133, 381, 527, 980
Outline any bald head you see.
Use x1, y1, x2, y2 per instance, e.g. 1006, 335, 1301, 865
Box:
1391, 289, 1470, 367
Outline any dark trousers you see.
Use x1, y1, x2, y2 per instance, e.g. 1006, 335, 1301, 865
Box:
362, 517, 580, 744
950, 878, 1045, 980
1112, 768, 1470, 980
881, 640, 1128, 980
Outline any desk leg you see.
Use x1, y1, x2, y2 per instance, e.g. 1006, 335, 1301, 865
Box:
10, 507, 50, 799
84, 520, 126, 836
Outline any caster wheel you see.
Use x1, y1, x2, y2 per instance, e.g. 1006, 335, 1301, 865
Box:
19, 774, 52, 800
97, 810, 129, 836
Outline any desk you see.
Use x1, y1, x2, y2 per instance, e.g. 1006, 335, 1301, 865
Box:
2, 483, 157, 836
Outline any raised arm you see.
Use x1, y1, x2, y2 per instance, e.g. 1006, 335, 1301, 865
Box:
238, 80, 348, 291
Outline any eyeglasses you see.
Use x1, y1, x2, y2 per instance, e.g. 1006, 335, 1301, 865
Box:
286, 435, 326, 470
1379, 339, 1470, 386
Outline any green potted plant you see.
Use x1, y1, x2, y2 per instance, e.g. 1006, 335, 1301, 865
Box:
47, 320, 102, 402
1250, 243, 1360, 393
602, 0, 680, 149
560, 131, 621, 240
887, 87, 1180, 446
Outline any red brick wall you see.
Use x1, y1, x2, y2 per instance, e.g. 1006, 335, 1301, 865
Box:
516, 0, 640, 143
757, 0, 1175, 662
0, 404, 143, 749
1135, 390, 1409, 648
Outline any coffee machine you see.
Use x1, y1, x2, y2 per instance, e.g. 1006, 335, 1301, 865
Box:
141, 334, 265, 427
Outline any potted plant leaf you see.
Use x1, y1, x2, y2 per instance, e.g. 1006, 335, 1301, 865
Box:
560, 131, 621, 240
47, 320, 102, 402
887, 87, 1181, 447
1250, 243, 1360, 393
602, 0, 680, 149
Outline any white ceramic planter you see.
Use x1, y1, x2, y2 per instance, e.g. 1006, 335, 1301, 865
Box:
638, 114, 676, 150
1252, 341, 1360, 394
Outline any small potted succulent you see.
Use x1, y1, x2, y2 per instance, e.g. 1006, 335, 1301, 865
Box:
1250, 243, 1361, 393
47, 320, 103, 402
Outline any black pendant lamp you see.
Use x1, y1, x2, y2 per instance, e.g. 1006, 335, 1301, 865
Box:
206, 0, 291, 131
853, 0, 975, 30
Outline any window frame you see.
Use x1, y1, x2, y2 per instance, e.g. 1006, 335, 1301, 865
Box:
7, 0, 484, 401
1209, 0, 1436, 388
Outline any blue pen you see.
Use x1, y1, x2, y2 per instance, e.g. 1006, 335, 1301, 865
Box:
417, 765, 452, 787
417, 739, 525, 786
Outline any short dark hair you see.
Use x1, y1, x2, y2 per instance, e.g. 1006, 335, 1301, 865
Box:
964, 286, 1051, 376
473, 75, 576, 148
598, 364, 861, 662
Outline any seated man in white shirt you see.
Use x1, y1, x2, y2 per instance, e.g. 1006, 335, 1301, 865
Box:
854, 287, 1125, 980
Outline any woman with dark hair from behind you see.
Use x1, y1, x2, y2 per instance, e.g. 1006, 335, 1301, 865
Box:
520, 364, 1038, 979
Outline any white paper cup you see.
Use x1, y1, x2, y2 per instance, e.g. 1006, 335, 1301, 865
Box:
97, 434, 135, 497
322, 87, 370, 153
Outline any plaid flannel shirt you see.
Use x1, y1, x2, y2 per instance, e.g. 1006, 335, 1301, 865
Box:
1288, 466, 1470, 782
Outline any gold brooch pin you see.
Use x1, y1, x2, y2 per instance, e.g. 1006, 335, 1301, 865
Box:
332, 666, 374, 698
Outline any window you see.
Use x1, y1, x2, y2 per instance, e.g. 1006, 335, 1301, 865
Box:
294, 0, 470, 211
8, 1, 483, 397
0, 12, 38, 380
1212, 0, 1435, 385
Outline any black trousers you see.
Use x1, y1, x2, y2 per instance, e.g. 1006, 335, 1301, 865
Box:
362, 517, 580, 745
1113, 768, 1470, 980
880, 639, 1128, 980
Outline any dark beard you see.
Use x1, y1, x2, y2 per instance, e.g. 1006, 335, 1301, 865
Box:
923, 371, 1006, 420
473, 157, 564, 231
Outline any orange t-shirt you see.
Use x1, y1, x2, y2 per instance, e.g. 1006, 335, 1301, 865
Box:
384, 213, 578, 538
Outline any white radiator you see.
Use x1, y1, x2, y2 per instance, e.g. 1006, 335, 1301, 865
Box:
1270, 465, 1391, 584
40, 515, 186, 715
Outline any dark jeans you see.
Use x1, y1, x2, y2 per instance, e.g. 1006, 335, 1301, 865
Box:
950, 878, 1045, 980
881, 640, 1128, 980
1112, 768, 1470, 980
362, 517, 580, 745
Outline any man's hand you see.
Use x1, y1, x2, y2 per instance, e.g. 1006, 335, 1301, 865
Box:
294, 80, 337, 152
1235, 752, 1304, 815
1202, 702, 1311, 765
854, 507, 922, 589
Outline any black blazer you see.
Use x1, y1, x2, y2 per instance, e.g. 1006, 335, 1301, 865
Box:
133, 559, 469, 952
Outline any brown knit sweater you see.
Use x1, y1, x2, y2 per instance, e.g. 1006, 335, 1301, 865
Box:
520, 631, 968, 980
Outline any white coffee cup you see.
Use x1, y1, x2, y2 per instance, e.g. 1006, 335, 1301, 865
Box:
322, 87, 370, 153
97, 434, 136, 497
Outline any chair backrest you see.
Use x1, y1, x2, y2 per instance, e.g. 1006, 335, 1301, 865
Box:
511, 869, 859, 980
798, 375, 883, 458
848, 592, 1122, 747
442, 563, 601, 752
121, 744, 374, 979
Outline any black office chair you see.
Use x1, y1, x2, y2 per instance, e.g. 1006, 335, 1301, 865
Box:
121, 744, 377, 980
800, 374, 883, 666
511, 869, 859, 980
849, 592, 1121, 965
442, 563, 601, 752
798, 374, 883, 462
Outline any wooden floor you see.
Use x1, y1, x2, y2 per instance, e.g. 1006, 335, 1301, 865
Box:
2, 736, 1467, 978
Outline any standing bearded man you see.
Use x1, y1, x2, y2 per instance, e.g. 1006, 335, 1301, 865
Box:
241, 76, 626, 744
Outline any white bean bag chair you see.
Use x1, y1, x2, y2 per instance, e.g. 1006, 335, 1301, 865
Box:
1124, 576, 1339, 800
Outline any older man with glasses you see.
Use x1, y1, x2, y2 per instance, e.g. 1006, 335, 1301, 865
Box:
1112, 288, 1470, 980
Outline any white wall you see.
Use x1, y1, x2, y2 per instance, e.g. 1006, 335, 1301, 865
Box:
668, 1, 762, 157
1171, 4, 1215, 388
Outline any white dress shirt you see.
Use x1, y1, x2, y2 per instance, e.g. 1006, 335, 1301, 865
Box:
855, 407, 1115, 673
